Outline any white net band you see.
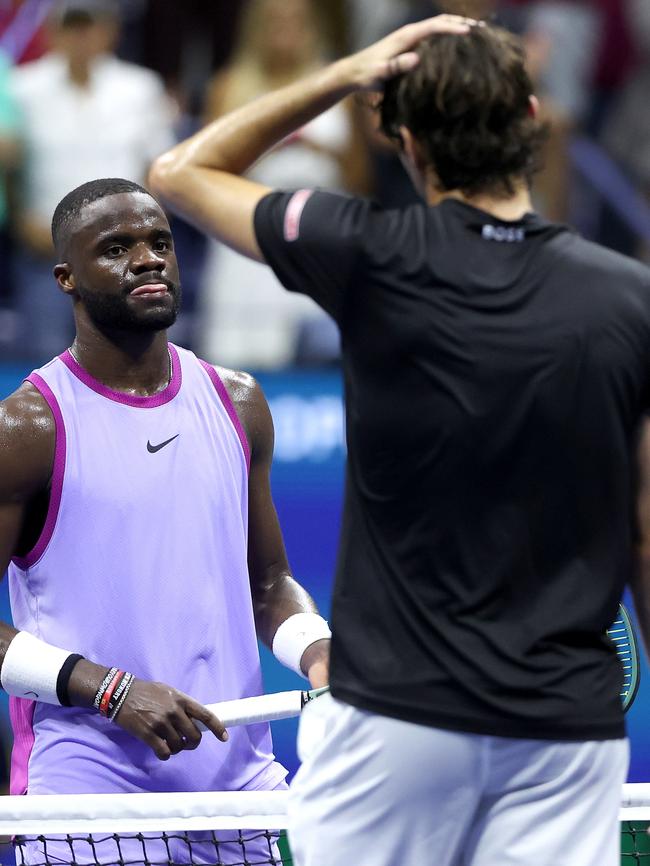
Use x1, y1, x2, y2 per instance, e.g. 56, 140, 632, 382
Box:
0, 790, 288, 834
2, 784, 650, 866
621, 784, 650, 821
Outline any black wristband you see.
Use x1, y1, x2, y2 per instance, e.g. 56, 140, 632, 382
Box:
56, 653, 85, 707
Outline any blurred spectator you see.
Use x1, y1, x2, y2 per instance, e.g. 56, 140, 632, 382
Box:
513, 1, 601, 124
8, 0, 175, 361
347, 0, 409, 49
0, 0, 51, 66
0, 49, 19, 242
198, 0, 368, 369
0, 48, 21, 351
601, 0, 650, 251
118, 0, 244, 117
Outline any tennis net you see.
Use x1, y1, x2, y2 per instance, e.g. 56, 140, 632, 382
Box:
0, 791, 291, 866
622, 784, 650, 864
2, 784, 650, 865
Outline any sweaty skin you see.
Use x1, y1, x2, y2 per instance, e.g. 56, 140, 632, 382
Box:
0, 191, 329, 761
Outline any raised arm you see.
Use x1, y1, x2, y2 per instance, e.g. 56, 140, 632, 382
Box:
0, 386, 227, 761
219, 368, 330, 688
148, 15, 473, 260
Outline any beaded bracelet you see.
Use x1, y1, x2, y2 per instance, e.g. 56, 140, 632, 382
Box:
93, 667, 119, 710
98, 670, 123, 716
109, 673, 135, 722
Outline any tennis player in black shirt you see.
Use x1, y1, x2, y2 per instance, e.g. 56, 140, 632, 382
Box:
150, 14, 650, 866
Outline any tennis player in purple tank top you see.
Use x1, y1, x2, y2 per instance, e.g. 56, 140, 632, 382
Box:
0, 178, 331, 863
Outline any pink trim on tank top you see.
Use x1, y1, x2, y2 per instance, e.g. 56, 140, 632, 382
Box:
59, 343, 182, 407
12, 373, 67, 570
9, 697, 35, 795
199, 360, 251, 472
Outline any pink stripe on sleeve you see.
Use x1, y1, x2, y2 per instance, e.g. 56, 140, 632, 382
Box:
12, 372, 67, 570
199, 361, 251, 472
283, 189, 313, 241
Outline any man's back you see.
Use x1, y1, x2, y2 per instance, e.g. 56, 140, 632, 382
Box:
255, 191, 650, 739
150, 16, 639, 865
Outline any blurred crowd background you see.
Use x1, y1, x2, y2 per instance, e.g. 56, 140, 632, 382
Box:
0, 0, 648, 369
2, 0, 650, 792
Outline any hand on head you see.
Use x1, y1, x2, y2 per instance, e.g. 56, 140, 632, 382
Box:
343, 14, 481, 92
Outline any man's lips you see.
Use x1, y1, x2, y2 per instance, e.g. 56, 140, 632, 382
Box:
129, 283, 171, 296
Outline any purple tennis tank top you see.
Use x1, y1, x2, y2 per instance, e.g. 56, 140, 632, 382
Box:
7, 344, 287, 795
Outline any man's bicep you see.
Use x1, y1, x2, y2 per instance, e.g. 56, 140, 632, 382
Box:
0, 435, 40, 571
0, 501, 27, 573
150, 163, 271, 263
246, 391, 290, 587
247, 463, 290, 585
0, 388, 54, 566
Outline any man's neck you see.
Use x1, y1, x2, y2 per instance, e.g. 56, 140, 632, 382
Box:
428, 182, 534, 222
69, 329, 172, 397
65, 55, 103, 88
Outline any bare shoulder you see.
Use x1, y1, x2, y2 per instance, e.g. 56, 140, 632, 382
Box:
0, 381, 54, 438
214, 366, 260, 408
213, 365, 273, 461
0, 382, 55, 496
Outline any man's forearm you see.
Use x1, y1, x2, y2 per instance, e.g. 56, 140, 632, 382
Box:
150, 15, 473, 256
156, 62, 356, 180
253, 572, 330, 685
252, 570, 321, 648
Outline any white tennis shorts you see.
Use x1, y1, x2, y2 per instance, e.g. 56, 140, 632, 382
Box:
288, 693, 629, 866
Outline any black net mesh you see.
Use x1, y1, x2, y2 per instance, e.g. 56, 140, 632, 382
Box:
4, 820, 648, 865
622, 822, 650, 864
9, 830, 292, 866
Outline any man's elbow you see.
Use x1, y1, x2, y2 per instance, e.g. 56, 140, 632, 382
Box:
148, 152, 185, 202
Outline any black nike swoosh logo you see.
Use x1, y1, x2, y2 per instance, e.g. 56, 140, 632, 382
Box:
147, 434, 180, 453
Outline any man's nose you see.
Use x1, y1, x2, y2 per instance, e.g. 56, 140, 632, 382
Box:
130, 244, 165, 272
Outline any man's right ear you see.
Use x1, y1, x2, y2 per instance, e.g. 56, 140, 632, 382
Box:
53, 263, 75, 295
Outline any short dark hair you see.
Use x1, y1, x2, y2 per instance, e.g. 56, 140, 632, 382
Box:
379, 24, 546, 198
51, 178, 153, 257
52, 0, 118, 28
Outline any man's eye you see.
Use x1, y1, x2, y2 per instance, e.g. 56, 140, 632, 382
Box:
105, 245, 125, 257
154, 241, 170, 252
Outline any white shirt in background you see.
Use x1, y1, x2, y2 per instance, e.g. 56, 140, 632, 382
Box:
10, 51, 175, 224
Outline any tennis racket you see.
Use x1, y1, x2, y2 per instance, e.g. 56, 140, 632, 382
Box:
197, 686, 330, 730
607, 603, 640, 712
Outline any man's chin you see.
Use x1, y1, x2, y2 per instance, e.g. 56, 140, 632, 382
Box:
80, 285, 182, 334
125, 311, 179, 332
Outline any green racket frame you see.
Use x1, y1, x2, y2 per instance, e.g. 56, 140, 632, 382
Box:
607, 603, 641, 713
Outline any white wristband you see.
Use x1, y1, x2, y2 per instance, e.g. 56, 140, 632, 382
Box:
1, 632, 73, 705
272, 613, 331, 678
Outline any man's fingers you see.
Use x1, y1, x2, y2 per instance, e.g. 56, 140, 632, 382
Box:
175, 714, 203, 750
163, 728, 186, 755
151, 736, 172, 761
363, 14, 476, 87
394, 15, 474, 51
187, 701, 229, 742
385, 52, 421, 80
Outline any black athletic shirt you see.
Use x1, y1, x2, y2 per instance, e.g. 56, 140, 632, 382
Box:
255, 191, 650, 740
